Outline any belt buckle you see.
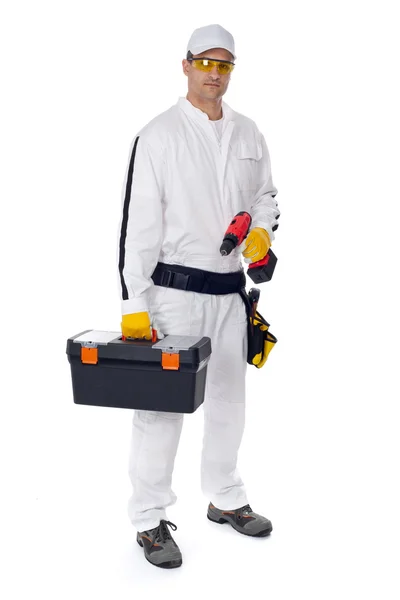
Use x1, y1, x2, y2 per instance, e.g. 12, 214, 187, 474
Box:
160, 270, 174, 287
174, 272, 190, 290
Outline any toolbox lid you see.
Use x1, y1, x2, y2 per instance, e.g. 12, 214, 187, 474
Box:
67, 330, 212, 370
73, 330, 121, 345
152, 335, 208, 352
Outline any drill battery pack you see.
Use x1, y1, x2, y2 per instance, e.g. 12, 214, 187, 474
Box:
247, 249, 278, 284
66, 330, 211, 413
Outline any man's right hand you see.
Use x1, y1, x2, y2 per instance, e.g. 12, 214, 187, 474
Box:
121, 311, 152, 339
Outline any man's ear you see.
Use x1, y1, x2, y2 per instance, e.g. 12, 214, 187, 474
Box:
182, 59, 190, 76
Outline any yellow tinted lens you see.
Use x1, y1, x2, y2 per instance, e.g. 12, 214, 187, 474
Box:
217, 62, 233, 74
192, 59, 234, 74
193, 59, 213, 72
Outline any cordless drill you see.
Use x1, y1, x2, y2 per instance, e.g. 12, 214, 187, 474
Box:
220, 211, 277, 284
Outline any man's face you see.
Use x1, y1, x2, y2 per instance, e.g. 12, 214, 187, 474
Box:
182, 47, 234, 101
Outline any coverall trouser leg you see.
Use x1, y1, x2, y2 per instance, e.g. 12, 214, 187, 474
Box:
127, 285, 248, 532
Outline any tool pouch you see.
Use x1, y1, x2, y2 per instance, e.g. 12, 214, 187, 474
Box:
247, 310, 277, 368
239, 288, 277, 368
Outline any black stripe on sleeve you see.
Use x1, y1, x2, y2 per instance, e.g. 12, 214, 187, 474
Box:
118, 136, 140, 301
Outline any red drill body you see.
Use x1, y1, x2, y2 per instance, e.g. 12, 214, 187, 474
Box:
219, 211, 252, 256
220, 211, 278, 284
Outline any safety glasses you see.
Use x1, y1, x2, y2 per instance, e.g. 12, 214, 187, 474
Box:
188, 57, 235, 75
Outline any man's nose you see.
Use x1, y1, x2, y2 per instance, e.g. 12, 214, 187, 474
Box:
209, 65, 221, 78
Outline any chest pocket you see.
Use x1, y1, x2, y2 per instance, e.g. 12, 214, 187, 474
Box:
230, 138, 262, 191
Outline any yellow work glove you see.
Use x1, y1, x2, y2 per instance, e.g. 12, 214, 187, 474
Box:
242, 227, 271, 263
121, 311, 152, 340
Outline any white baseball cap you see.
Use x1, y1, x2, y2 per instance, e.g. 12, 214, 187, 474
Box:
186, 24, 236, 61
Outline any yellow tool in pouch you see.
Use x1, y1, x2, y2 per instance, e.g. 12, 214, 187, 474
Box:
240, 287, 277, 368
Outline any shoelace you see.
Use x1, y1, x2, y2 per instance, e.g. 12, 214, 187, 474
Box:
151, 520, 177, 546
239, 504, 253, 516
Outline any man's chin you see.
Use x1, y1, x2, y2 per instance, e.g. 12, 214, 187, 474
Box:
200, 87, 224, 99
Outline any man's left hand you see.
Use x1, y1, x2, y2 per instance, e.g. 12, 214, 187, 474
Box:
242, 227, 271, 262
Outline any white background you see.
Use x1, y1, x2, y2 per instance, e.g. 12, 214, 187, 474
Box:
1, 1, 399, 598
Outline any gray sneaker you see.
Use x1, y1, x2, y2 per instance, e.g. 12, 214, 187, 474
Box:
136, 519, 182, 568
207, 502, 273, 537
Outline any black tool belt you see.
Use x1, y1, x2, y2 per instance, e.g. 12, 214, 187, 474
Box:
151, 262, 246, 295
151, 261, 277, 368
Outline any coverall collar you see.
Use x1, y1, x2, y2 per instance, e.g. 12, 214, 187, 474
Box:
177, 96, 234, 124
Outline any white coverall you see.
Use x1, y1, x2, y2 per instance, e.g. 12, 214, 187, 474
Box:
118, 96, 279, 532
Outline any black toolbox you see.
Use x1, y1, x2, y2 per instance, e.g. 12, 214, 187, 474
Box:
66, 330, 212, 413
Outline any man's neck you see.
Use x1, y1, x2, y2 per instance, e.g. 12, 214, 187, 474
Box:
186, 92, 223, 121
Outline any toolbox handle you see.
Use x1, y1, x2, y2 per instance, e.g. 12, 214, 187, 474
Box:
121, 328, 158, 343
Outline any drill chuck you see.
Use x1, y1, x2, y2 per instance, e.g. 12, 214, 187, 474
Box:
220, 238, 237, 256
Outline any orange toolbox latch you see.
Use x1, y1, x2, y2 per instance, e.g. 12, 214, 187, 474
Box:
161, 351, 180, 371
81, 342, 98, 365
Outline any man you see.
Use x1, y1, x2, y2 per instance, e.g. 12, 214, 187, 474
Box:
118, 24, 280, 569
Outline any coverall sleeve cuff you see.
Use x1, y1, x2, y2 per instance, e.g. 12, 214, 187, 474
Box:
121, 297, 149, 316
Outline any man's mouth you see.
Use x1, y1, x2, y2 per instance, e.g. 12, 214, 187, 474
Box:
205, 83, 220, 87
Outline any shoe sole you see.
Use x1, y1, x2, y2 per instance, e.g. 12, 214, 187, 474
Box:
207, 513, 273, 537
137, 537, 182, 568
